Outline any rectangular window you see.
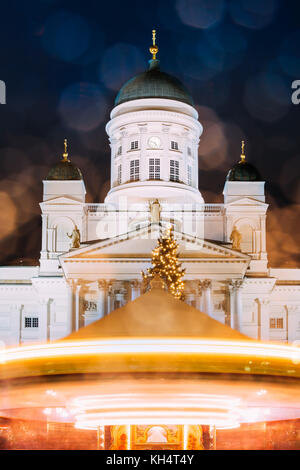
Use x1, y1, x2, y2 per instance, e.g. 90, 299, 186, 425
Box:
25, 317, 39, 328
149, 158, 160, 180
187, 165, 192, 186
117, 145, 122, 156
117, 164, 122, 184
170, 160, 179, 182
270, 318, 284, 329
130, 160, 139, 181
130, 140, 139, 150
171, 141, 179, 150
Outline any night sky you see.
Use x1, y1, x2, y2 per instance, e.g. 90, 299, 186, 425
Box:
0, 0, 299, 267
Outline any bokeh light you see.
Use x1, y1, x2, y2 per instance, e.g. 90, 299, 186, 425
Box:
205, 24, 247, 55
175, 0, 225, 30
0, 191, 17, 240
177, 38, 224, 82
59, 82, 107, 131
99, 43, 145, 92
229, 0, 278, 30
196, 105, 227, 170
267, 200, 300, 267
243, 71, 290, 122
41, 10, 91, 62
278, 30, 300, 77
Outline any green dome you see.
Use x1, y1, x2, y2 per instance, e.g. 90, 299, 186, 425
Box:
226, 161, 261, 182
46, 159, 83, 181
115, 60, 194, 107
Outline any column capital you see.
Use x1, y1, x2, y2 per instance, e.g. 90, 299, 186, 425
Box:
286, 304, 300, 313
228, 279, 243, 291
67, 279, 76, 289
256, 297, 270, 306
199, 279, 212, 290
130, 279, 141, 289
98, 280, 107, 290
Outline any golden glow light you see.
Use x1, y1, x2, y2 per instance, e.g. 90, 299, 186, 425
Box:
1, 338, 300, 364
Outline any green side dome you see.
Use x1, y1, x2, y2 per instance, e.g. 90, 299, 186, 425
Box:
226, 142, 262, 182
46, 140, 83, 181
115, 59, 194, 107
46, 160, 83, 181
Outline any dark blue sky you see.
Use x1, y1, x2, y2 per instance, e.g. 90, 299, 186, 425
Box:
0, 0, 299, 266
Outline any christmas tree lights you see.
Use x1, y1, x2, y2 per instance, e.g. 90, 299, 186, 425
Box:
143, 226, 185, 300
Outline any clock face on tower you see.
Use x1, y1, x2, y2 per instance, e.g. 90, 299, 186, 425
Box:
148, 136, 161, 149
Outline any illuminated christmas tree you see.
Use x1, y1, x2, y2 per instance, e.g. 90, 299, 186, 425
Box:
143, 226, 185, 300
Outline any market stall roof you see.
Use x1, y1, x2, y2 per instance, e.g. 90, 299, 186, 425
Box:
65, 280, 248, 341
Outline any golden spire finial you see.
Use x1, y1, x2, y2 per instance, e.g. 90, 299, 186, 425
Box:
149, 29, 158, 60
240, 140, 246, 163
62, 138, 69, 162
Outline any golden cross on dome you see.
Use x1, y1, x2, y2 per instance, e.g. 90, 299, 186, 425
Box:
240, 140, 246, 162
62, 138, 69, 162
149, 29, 158, 60
152, 29, 156, 46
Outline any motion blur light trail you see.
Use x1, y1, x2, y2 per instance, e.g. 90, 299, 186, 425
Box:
1, 338, 300, 379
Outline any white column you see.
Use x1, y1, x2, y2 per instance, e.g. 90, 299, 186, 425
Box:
260, 215, 267, 253
130, 280, 141, 301
75, 282, 82, 331
107, 282, 113, 315
229, 280, 243, 331
97, 280, 107, 319
41, 214, 48, 257
185, 292, 193, 306
235, 281, 243, 331
47, 228, 55, 252
115, 288, 126, 307
195, 282, 203, 311
201, 280, 212, 316
287, 305, 298, 343
258, 298, 270, 341
11, 304, 21, 346
67, 281, 74, 334
228, 282, 236, 329
40, 298, 49, 341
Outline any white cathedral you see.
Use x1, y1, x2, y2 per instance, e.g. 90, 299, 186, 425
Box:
1, 34, 300, 347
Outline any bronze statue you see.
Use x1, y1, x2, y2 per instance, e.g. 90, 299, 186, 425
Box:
67, 225, 81, 249
230, 225, 242, 251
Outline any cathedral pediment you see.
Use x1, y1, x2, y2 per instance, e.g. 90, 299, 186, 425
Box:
40, 195, 84, 206
226, 197, 268, 208
60, 224, 250, 263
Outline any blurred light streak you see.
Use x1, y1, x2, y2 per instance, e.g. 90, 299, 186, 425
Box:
2, 338, 300, 364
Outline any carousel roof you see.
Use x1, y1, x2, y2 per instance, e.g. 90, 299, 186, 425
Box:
65, 281, 248, 341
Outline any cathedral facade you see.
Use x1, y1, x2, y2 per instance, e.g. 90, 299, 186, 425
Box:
1, 39, 300, 347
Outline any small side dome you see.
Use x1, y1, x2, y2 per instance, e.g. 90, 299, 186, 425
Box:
46, 139, 83, 181
226, 141, 262, 182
